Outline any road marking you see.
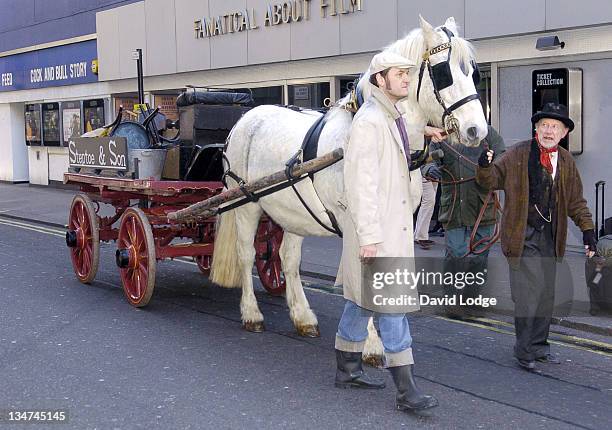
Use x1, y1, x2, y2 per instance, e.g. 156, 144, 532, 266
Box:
174, 257, 198, 266
436, 315, 612, 357
473, 316, 612, 352
0, 219, 64, 238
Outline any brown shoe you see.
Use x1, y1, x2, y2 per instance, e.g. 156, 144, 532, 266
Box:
415, 240, 433, 250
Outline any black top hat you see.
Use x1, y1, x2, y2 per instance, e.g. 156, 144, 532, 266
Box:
531, 102, 574, 131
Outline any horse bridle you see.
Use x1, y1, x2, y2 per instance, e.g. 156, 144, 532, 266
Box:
416, 27, 481, 136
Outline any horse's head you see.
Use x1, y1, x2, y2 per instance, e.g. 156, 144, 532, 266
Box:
412, 16, 488, 146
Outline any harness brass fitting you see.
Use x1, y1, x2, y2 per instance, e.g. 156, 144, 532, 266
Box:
344, 89, 360, 113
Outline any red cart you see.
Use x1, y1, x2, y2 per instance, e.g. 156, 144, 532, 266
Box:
64, 173, 286, 307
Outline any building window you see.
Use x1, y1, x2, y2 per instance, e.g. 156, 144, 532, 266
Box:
288, 83, 330, 109
338, 76, 359, 99
476, 70, 492, 124
252, 86, 283, 106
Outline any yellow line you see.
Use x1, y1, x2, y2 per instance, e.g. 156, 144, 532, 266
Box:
0, 220, 64, 238
436, 315, 612, 357
470, 316, 612, 351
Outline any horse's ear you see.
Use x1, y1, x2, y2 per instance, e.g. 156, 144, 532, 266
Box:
444, 17, 459, 36
419, 15, 435, 41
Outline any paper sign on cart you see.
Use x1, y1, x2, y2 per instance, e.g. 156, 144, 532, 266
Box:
68, 137, 128, 171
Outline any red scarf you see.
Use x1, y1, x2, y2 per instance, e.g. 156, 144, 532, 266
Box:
535, 133, 558, 175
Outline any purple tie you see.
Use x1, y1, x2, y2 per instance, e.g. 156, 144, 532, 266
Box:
395, 117, 411, 164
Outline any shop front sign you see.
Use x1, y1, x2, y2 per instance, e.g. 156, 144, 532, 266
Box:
0, 39, 98, 92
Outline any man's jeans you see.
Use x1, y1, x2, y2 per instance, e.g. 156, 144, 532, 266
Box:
445, 224, 495, 258
335, 300, 414, 367
444, 224, 494, 299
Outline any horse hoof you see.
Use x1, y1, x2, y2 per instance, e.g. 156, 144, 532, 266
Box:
363, 354, 384, 368
243, 321, 265, 333
297, 325, 320, 338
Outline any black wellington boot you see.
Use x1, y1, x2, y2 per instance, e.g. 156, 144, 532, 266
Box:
335, 349, 386, 389
389, 365, 438, 415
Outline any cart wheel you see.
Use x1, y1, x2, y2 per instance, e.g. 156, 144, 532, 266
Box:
255, 218, 286, 296
116, 208, 156, 307
67, 193, 100, 284
194, 254, 212, 276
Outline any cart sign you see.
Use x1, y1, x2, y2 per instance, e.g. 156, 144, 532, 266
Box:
69, 137, 128, 170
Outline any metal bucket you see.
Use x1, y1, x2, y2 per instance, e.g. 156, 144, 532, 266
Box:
128, 148, 167, 180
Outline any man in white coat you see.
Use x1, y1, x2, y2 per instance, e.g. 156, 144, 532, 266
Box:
335, 51, 443, 414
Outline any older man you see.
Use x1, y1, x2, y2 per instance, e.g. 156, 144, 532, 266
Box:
476, 103, 596, 371
335, 51, 443, 415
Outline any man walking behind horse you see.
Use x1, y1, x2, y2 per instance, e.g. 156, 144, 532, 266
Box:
423, 125, 505, 318
335, 51, 444, 415
477, 103, 597, 371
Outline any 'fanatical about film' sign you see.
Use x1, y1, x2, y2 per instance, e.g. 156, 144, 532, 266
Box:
194, 0, 363, 38
69, 137, 128, 171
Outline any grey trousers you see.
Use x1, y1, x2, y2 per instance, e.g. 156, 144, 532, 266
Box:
509, 224, 557, 361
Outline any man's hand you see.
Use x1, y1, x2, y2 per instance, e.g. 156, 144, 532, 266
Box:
423, 162, 443, 181
424, 126, 446, 143
359, 244, 378, 264
478, 149, 494, 167
583, 229, 597, 258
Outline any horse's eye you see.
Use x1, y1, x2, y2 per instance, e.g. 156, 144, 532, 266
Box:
460, 61, 469, 76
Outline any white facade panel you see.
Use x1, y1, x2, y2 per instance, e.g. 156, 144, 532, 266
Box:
398, 0, 465, 38
290, 0, 339, 60
145, 0, 178, 76
340, 0, 396, 54
48, 147, 69, 182
175, 0, 211, 73
546, 0, 612, 30
209, 0, 248, 69
117, 2, 147, 79
27, 147, 49, 186
96, 10, 120, 81
246, 0, 291, 65
465, 0, 546, 39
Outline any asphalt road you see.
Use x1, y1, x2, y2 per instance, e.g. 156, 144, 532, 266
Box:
0, 218, 611, 430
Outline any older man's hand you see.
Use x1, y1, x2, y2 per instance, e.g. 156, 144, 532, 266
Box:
583, 229, 597, 258
478, 149, 495, 167
424, 126, 446, 143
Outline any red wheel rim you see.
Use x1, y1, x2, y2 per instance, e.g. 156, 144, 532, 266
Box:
69, 198, 96, 282
118, 211, 152, 306
255, 219, 286, 296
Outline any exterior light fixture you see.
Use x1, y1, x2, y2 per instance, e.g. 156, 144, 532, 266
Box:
536, 35, 565, 51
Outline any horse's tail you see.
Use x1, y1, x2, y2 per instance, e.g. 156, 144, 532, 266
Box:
210, 209, 242, 288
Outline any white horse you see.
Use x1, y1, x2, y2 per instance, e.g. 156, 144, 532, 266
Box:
210, 16, 488, 356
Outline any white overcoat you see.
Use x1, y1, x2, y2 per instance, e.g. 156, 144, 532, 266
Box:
337, 84, 422, 310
